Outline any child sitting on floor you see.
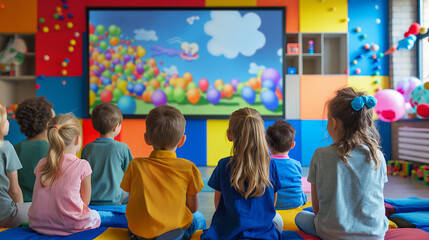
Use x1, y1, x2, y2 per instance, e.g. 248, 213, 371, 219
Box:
200, 108, 284, 240
0, 103, 31, 228
29, 114, 101, 236
295, 87, 389, 239
81, 103, 132, 205
14, 96, 54, 202
266, 120, 306, 210
121, 105, 206, 240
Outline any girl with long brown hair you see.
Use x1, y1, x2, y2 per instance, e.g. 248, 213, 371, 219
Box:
201, 107, 283, 239
295, 87, 388, 240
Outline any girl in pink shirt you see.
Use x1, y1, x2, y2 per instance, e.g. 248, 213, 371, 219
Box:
28, 114, 101, 236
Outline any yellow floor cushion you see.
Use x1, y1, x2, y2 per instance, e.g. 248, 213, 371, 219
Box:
276, 201, 313, 231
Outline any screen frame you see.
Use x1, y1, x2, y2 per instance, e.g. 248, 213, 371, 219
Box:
86, 7, 286, 119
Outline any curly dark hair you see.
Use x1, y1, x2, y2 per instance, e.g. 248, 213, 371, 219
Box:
15, 96, 54, 138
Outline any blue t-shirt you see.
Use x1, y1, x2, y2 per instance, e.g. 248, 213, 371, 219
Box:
272, 156, 307, 210
81, 139, 132, 205
0, 140, 22, 220
308, 144, 388, 240
201, 157, 283, 240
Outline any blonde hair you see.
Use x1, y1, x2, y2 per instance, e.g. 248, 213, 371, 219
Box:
228, 107, 271, 199
146, 105, 186, 149
328, 87, 381, 169
0, 103, 6, 139
39, 114, 81, 187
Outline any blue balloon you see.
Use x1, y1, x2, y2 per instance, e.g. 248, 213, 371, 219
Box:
261, 79, 277, 92
207, 88, 221, 105
260, 89, 279, 111
100, 76, 111, 86
117, 96, 136, 114
89, 83, 98, 93
127, 82, 134, 94
241, 86, 256, 104
134, 82, 145, 97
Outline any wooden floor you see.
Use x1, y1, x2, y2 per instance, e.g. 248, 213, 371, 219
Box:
197, 166, 429, 227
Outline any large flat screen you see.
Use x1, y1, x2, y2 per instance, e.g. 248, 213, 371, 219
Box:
87, 8, 285, 118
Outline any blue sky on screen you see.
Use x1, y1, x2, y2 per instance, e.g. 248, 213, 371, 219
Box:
89, 9, 283, 85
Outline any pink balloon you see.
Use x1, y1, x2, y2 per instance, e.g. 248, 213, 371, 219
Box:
199, 78, 209, 92
374, 89, 405, 122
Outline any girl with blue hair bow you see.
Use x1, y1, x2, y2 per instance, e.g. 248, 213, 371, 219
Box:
295, 87, 389, 240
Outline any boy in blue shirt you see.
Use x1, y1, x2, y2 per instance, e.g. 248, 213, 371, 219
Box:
266, 120, 307, 210
81, 103, 132, 205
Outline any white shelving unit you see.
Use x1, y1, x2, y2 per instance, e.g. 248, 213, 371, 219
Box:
285, 32, 348, 75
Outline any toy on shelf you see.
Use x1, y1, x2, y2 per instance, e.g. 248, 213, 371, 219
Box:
287, 67, 297, 74
307, 40, 314, 54
0, 38, 27, 66
287, 43, 300, 55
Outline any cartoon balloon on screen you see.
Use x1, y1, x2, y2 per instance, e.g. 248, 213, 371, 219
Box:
117, 96, 136, 114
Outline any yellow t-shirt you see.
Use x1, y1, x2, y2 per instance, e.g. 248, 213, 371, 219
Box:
120, 150, 204, 238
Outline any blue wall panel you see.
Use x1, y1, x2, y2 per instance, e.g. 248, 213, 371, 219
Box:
375, 120, 392, 161
176, 119, 207, 166
288, 120, 302, 163
301, 120, 333, 167
4, 119, 27, 145
36, 76, 86, 118
348, 0, 389, 76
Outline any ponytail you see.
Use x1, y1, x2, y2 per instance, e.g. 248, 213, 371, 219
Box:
228, 108, 271, 199
39, 114, 81, 187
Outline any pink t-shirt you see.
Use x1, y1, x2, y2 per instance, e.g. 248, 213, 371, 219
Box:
29, 154, 101, 236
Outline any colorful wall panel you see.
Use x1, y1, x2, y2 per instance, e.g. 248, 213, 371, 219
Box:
376, 120, 391, 161
36, 76, 86, 118
299, 0, 347, 33
120, 119, 153, 158
4, 120, 26, 145
300, 75, 348, 120
348, 0, 389, 76
348, 76, 389, 97
300, 120, 333, 167
35, 32, 83, 77
206, 120, 232, 166
287, 120, 302, 162
0, 0, 37, 33
176, 119, 207, 166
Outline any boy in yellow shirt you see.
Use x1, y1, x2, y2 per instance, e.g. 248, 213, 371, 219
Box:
121, 105, 206, 240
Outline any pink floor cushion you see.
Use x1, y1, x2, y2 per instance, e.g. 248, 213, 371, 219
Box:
301, 177, 311, 193
385, 228, 429, 239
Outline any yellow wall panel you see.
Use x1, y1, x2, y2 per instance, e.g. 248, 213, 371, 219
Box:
207, 120, 232, 166
299, 0, 347, 32
348, 76, 390, 120
348, 76, 389, 97
206, 0, 256, 6
0, 0, 37, 33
